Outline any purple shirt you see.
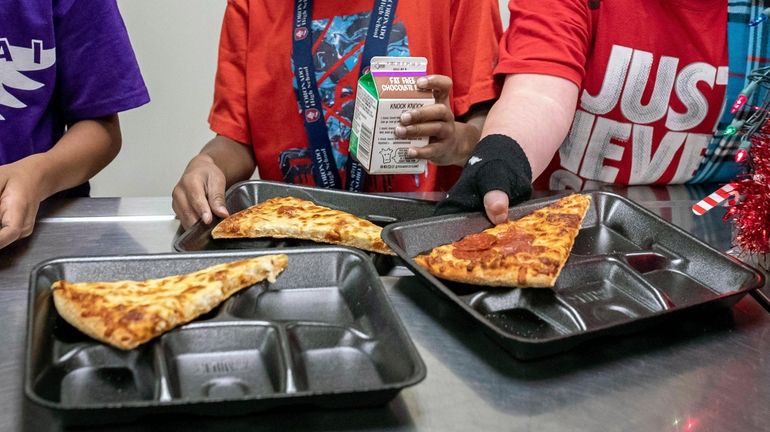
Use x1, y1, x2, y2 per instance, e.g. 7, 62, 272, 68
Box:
0, 0, 150, 166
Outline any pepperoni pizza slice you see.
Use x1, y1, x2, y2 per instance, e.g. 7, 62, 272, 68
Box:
414, 194, 591, 288
212, 196, 393, 255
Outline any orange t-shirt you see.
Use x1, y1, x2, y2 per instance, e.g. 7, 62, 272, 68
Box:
209, 0, 502, 192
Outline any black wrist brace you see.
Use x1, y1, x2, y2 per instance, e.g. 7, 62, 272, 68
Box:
435, 134, 533, 215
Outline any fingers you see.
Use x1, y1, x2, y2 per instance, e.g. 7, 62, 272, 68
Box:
395, 121, 452, 141
205, 171, 229, 219
406, 144, 436, 160
483, 190, 509, 225
416, 75, 452, 104
172, 156, 231, 230
172, 176, 210, 230
0, 172, 40, 249
395, 104, 454, 141
0, 196, 28, 249
398, 104, 453, 128
407, 143, 453, 163
190, 191, 214, 226
171, 187, 199, 230
394, 91, 456, 163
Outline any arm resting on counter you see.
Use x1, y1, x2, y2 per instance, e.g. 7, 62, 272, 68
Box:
0, 114, 122, 249
172, 135, 256, 230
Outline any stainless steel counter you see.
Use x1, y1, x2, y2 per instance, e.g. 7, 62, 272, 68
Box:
2, 188, 769, 432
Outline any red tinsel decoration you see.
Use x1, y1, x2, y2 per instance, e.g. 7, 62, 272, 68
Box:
731, 123, 770, 253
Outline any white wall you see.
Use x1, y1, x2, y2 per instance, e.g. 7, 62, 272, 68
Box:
499, 0, 510, 30
90, 0, 227, 197
91, 0, 509, 197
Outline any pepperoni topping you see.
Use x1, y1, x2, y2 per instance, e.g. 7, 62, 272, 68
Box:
453, 232, 497, 251
451, 232, 497, 260
497, 228, 546, 255
452, 248, 497, 260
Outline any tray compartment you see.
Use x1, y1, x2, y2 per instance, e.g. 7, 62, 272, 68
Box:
553, 259, 668, 328
470, 289, 583, 338
225, 252, 380, 334
483, 308, 565, 340
641, 270, 720, 307
621, 251, 679, 274
570, 225, 644, 256
33, 344, 155, 405
160, 325, 284, 399
227, 287, 355, 324
59, 364, 154, 405
467, 259, 668, 338
381, 191, 765, 359
26, 248, 425, 425
287, 325, 414, 393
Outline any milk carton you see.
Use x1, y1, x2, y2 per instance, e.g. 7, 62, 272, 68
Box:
350, 56, 434, 174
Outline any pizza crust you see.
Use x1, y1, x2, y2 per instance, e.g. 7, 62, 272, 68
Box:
415, 194, 591, 288
212, 196, 394, 255
51, 255, 288, 350
414, 253, 560, 288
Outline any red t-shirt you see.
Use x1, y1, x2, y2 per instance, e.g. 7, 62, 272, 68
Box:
209, 0, 502, 193
496, 0, 729, 189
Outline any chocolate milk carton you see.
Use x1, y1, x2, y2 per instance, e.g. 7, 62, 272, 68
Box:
350, 56, 434, 174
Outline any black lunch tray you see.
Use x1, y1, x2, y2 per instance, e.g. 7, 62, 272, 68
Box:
174, 180, 434, 275
381, 191, 765, 360
24, 248, 426, 426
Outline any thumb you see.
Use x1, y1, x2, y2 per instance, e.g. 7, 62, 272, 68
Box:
483, 190, 509, 225
417, 75, 452, 105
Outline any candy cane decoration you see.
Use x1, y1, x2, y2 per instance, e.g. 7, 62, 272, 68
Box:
725, 193, 740, 207
692, 183, 738, 215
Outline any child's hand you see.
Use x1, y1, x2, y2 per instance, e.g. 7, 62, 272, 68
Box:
172, 154, 230, 230
0, 158, 45, 249
394, 75, 476, 166
434, 135, 532, 224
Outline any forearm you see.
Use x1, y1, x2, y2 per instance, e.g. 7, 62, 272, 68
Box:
451, 105, 489, 166
198, 135, 256, 187
482, 74, 579, 179
30, 115, 122, 200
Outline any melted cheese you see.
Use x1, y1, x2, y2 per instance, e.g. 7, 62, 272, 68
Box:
212, 197, 393, 255
416, 195, 590, 288
51, 255, 288, 349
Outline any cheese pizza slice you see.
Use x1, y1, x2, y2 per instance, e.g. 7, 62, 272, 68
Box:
52, 255, 288, 350
415, 194, 591, 288
211, 196, 394, 255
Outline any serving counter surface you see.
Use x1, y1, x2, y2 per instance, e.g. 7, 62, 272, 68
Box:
1, 188, 768, 432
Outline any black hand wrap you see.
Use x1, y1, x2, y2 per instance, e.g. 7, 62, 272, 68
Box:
435, 134, 532, 215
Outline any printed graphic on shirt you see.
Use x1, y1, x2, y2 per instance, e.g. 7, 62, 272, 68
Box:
285, 11, 409, 189
0, 38, 55, 121
549, 44, 729, 190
